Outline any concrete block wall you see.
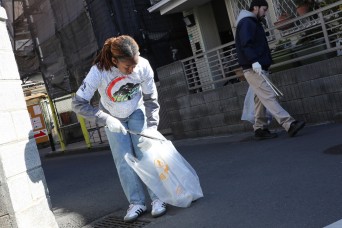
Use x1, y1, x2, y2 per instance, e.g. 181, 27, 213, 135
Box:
0, 7, 58, 228
157, 61, 189, 136
157, 56, 342, 139
270, 56, 342, 124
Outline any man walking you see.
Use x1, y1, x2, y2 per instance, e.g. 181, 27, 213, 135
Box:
235, 0, 305, 140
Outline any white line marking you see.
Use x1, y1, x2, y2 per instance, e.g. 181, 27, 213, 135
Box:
324, 219, 342, 228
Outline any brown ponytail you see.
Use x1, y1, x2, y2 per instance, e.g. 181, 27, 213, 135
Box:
93, 35, 139, 71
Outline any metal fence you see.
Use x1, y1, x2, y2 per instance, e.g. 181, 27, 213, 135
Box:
52, 94, 84, 144
181, 1, 342, 93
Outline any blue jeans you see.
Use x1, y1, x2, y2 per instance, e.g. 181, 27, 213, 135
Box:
104, 108, 158, 205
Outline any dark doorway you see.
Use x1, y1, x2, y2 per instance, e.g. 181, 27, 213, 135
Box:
212, 0, 234, 44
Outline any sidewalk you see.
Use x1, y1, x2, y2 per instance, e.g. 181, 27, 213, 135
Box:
39, 127, 259, 159
39, 122, 322, 158
39, 140, 110, 158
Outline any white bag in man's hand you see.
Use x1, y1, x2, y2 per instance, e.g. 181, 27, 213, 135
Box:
241, 86, 272, 124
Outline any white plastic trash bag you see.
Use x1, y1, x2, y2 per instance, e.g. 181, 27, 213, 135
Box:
241, 86, 272, 124
124, 135, 203, 208
241, 86, 256, 123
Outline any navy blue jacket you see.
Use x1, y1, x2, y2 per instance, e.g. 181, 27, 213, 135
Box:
235, 10, 272, 70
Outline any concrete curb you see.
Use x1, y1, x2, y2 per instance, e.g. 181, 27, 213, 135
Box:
43, 144, 110, 158
41, 123, 331, 159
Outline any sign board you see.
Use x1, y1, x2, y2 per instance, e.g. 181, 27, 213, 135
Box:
28, 104, 49, 144
33, 129, 48, 138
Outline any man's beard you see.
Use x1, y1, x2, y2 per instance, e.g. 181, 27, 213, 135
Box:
257, 14, 265, 21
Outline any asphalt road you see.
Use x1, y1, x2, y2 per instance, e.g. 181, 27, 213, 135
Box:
41, 123, 342, 228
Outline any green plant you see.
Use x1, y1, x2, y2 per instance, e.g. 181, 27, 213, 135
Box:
320, 0, 340, 5
295, 26, 324, 46
318, 0, 342, 13
316, 0, 341, 39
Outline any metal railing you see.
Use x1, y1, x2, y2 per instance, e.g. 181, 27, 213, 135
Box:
181, 2, 342, 93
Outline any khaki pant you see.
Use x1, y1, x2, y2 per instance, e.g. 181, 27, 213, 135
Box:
243, 69, 294, 131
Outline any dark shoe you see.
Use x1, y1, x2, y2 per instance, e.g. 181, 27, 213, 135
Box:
288, 121, 305, 137
254, 129, 278, 140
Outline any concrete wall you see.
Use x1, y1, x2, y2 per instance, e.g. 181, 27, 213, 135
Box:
157, 56, 342, 139
0, 7, 58, 228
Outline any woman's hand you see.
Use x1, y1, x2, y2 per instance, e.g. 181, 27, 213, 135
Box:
106, 116, 127, 134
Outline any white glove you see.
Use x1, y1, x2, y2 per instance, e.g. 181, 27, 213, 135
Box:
137, 128, 164, 152
106, 116, 127, 134
252, 62, 262, 75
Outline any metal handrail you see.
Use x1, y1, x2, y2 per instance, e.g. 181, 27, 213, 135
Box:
181, 2, 342, 93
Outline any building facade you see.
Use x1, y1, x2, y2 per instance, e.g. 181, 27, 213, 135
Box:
148, 0, 342, 138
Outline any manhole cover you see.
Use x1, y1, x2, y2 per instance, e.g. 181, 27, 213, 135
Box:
323, 144, 342, 155
85, 215, 150, 228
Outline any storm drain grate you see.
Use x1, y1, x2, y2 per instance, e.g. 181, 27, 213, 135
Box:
323, 144, 342, 155
85, 215, 150, 228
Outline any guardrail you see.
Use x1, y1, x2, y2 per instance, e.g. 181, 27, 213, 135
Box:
181, 2, 342, 93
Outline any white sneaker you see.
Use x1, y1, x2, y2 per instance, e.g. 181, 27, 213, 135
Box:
151, 199, 167, 217
124, 204, 146, 222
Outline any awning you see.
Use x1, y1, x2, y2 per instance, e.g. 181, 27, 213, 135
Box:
25, 92, 47, 101
148, 0, 211, 15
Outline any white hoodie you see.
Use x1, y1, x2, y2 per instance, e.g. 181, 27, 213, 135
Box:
72, 56, 160, 128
